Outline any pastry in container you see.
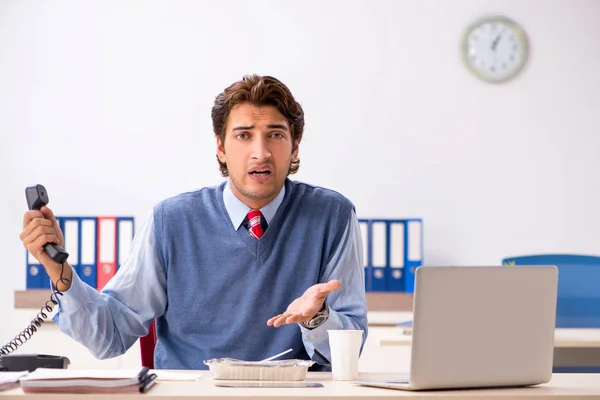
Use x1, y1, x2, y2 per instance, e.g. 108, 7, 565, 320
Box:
203, 358, 316, 381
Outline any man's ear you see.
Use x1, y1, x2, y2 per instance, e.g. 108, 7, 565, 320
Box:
216, 135, 226, 163
292, 140, 300, 160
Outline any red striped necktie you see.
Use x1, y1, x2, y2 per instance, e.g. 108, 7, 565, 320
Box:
246, 209, 265, 239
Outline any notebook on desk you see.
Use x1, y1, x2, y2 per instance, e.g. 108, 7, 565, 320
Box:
19, 367, 157, 394
356, 266, 558, 391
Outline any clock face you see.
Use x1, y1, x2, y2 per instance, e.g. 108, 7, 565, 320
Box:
462, 16, 528, 83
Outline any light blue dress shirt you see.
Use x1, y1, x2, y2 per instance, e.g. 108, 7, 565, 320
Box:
54, 180, 368, 364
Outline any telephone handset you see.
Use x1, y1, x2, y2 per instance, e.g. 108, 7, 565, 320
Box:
0, 185, 70, 371
25, 185, 69, 264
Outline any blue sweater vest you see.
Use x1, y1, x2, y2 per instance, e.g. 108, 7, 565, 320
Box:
152, 179, 354, 370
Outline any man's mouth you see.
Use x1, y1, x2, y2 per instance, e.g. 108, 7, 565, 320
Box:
249, 168, 272, 176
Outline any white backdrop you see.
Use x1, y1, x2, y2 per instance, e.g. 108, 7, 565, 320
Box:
1, 0, 599, 343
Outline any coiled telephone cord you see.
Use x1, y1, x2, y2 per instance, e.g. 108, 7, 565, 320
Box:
0, 263, 70, 356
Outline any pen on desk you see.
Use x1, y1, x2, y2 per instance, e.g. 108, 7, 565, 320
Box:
138, 366, 150, 380
140, 373, 157, 393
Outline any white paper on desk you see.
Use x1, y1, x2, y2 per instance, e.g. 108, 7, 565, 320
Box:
19, 368, 151, 390
0, 371, 30, 392
20, 368, 143, 382
0, 371, 29, 385
151, 370, 202, 381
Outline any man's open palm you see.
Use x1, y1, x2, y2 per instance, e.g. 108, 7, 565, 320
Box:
267, 280, 341, 328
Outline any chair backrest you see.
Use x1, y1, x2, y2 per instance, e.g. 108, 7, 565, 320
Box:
140, 320, 157, 369
502, 254, 600, 328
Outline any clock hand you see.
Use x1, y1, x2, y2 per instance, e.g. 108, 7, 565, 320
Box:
492, 34, 501, 51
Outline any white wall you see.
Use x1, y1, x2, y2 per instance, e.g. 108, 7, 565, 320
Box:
1, 0, 599, 344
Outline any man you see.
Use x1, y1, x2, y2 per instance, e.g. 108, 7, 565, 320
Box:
20, 74, 368, 370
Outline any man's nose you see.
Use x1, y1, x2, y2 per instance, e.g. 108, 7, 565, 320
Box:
251, 137, 272, 160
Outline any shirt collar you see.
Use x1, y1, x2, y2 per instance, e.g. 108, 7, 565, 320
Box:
222, 179, 286, 231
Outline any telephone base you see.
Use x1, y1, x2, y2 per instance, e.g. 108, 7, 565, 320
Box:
0, 354, 70, 372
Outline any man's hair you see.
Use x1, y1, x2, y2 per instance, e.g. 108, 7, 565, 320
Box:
211, 74, 305, 177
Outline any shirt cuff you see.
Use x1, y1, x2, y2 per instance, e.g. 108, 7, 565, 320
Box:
299, 307, 343, 361
53, 266, 88, 314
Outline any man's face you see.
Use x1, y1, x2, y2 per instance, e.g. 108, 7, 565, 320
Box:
217, 102, 298, 209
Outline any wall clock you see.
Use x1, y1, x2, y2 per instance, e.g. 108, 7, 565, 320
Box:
461, 15, 529, 83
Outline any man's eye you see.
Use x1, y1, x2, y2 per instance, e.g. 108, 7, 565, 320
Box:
236, 133, 249, 140
271, 132, 284, 138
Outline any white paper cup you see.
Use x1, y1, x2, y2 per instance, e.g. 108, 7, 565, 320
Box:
327, 329, 363, 381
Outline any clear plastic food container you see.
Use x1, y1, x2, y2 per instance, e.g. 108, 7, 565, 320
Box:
203, 358, 315, 381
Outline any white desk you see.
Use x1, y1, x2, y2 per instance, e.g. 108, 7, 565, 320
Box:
379, 328, 600, 371
379, 328, 600, 348
367, 311, 413, 327
1, 372, 600, 399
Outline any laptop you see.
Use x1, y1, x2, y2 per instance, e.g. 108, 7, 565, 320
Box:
356, 265, 558, 391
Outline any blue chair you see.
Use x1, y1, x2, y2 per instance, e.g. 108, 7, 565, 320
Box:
502, 254, 600, 328
502, 254, 600, 373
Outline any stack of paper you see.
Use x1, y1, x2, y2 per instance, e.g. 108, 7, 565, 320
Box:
151, 370, 202, 381
0, 371, 29, 392
19, 367, 156, 394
